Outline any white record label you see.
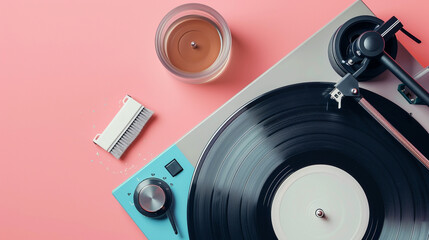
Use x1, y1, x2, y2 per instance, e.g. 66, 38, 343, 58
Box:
271, 164, 370, 240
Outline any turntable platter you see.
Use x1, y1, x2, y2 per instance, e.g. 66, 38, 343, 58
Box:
187, 82, 429, 240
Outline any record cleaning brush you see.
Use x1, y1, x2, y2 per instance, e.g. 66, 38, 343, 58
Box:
93, 95, 153, 159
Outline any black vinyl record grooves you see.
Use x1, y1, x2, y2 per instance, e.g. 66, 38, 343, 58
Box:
187, 83, 429, 240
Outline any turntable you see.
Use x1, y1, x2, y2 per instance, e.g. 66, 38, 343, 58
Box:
113, 1, 429, 239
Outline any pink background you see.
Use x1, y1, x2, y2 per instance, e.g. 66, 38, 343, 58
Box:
0, 0, 428, 239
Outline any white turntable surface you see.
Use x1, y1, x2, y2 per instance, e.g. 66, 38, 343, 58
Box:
271, 164, 369, 240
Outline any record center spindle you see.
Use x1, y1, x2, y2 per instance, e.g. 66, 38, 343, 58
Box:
315, 208, 325, 218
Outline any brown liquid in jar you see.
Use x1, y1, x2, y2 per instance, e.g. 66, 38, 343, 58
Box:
166, 17, 221, 73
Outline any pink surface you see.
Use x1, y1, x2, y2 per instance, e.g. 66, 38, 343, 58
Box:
0, 0, 428, 239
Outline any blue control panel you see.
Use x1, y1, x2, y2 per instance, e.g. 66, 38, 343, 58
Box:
113, 145, 194, 240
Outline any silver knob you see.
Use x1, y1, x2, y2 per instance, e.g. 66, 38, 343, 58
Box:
134, 178, 178, 235
138, 185, 166, 213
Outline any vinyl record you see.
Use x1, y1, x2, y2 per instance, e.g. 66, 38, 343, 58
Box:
187, 82, 429, 240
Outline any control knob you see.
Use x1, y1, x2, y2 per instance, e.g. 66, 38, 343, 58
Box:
134, 178, 178, 235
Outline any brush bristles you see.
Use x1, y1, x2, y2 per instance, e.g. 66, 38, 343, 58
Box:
110, 107, 153, 159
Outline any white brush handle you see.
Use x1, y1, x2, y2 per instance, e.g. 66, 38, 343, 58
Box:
93, 95, 143, 152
